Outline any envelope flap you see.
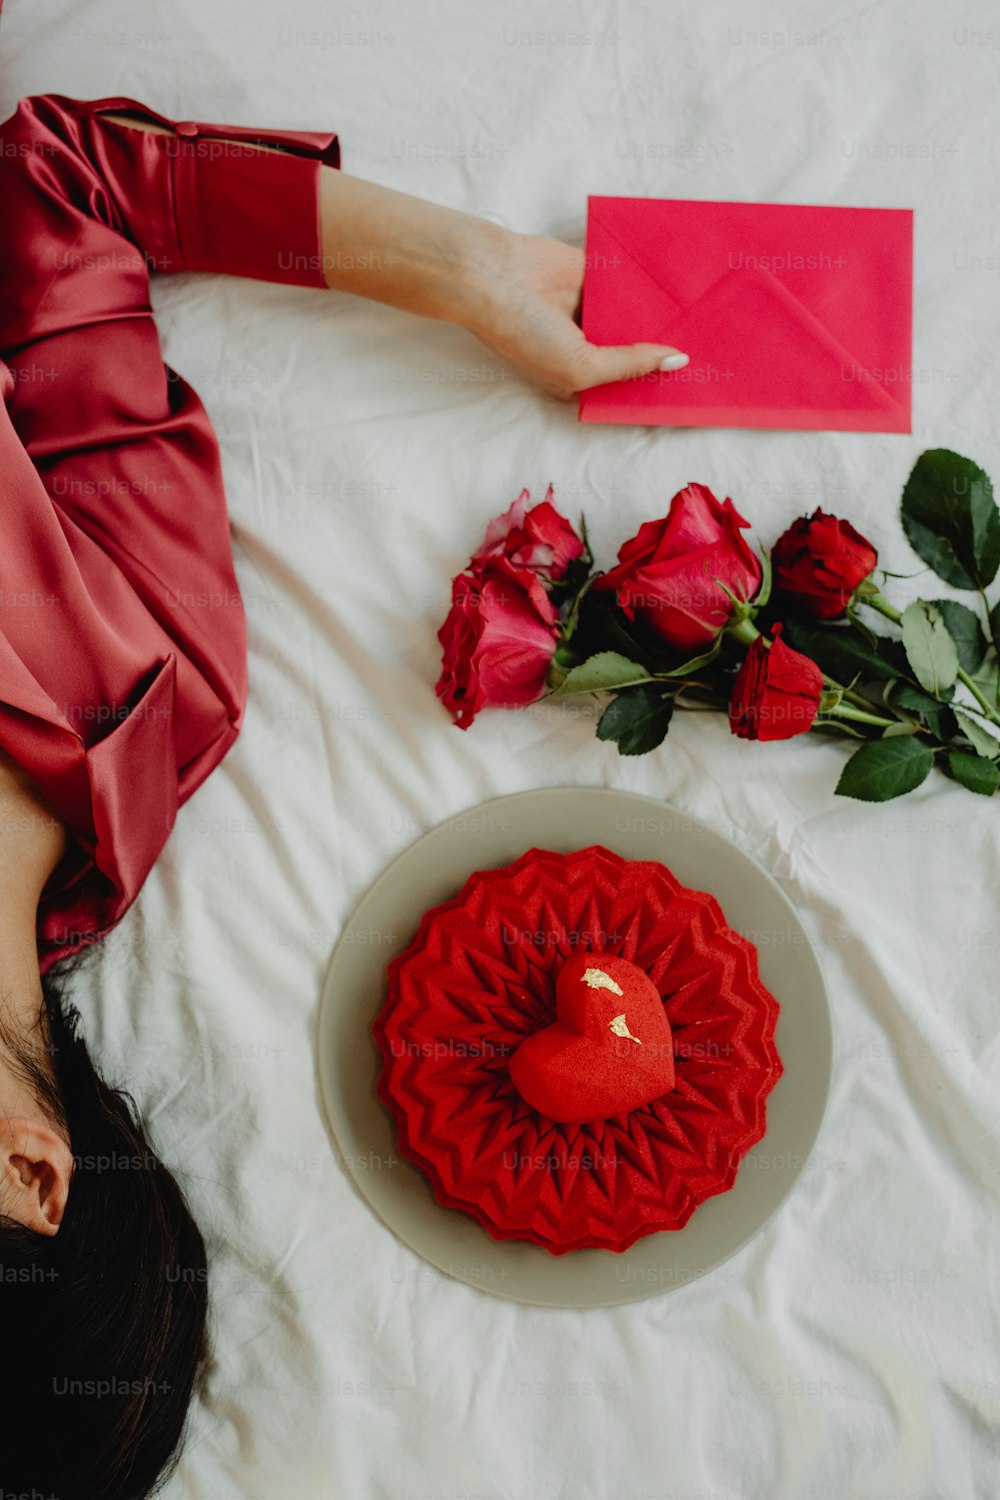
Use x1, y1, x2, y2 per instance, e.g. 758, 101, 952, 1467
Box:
662, 263, 907, 417
583, 203, 685, 350
587, 197, 690, 312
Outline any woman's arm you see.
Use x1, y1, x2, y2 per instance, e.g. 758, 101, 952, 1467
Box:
97, 109, 688, 400
315, 172, 689, 400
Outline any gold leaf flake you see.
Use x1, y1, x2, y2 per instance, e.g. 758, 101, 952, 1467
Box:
581, 967, 623, 996
609, 1013, 642, 1044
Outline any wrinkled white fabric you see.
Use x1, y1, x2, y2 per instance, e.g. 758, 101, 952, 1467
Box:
2, 0, 998, 1496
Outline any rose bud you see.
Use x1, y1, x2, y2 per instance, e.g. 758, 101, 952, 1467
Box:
771, 508, 878, 619
728, 624, 824, 742
471, 486, 585, 584
436, 558, 560, 730
592, 483, 762, 651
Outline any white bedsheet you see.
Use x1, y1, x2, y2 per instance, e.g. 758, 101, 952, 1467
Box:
3, 1, 999, 1495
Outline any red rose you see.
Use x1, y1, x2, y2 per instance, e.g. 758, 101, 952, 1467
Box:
729, 624, 823, 742
436, 559, 559, 729
771, 508, 878, 619
471, 486, 585, 583
593, 483, 762, 651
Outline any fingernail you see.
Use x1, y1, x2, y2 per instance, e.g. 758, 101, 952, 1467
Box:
659, 352, 689, 372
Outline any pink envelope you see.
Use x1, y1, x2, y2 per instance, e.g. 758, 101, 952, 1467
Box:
579, 196, 913, 432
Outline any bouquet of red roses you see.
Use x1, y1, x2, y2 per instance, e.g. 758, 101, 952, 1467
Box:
436, 450, 1000, 802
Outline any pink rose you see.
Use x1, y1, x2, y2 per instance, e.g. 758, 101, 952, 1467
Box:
593, 483, 763, 652
472, 487, 585, 583
436, 559, 559, 729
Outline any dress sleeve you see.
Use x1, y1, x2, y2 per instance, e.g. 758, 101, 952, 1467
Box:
59, 93, 339, 285
0, 92, 339, 356
0, 93, 340, 970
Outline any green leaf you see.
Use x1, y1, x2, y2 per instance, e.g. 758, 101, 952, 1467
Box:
781, 617, 909, 685
900, 600, 960, 696
882, 721, 921, 737
549, 651, 652, 699
884, 680, 956, 740
900, 449, 1000, 589
990, 597, 1000, 647
596, 685, 674, 756
927, 599, 987, 672
969, 654, 1000, 712
954, 708, 1000, 760
885, 680, 929, 711
948, 749, 1000, 796
835, 737, 935, 801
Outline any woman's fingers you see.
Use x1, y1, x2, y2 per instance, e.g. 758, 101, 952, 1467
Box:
571, 340, 689, 392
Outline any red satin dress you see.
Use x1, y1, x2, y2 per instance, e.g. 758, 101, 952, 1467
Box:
0, 94, 339, 971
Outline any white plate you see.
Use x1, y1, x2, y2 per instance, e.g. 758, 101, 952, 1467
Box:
317, 788, 833, 1307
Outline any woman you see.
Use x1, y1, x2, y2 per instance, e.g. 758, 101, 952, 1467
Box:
0, 93, 688, 1496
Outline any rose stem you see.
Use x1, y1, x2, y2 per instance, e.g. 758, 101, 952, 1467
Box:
825, 700, 897, 728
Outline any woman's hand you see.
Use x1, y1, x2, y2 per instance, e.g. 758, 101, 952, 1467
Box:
457, 228, 688, 401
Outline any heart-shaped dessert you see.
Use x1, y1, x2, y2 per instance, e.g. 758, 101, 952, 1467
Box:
508, 952, 675, 1123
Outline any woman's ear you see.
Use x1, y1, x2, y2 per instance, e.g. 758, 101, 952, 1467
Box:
0, 1117, 74, 1235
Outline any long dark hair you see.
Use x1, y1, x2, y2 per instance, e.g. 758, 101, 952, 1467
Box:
0, 960, 210, 1497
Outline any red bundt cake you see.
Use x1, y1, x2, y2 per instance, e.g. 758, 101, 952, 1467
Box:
373, 846, 782, 1254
